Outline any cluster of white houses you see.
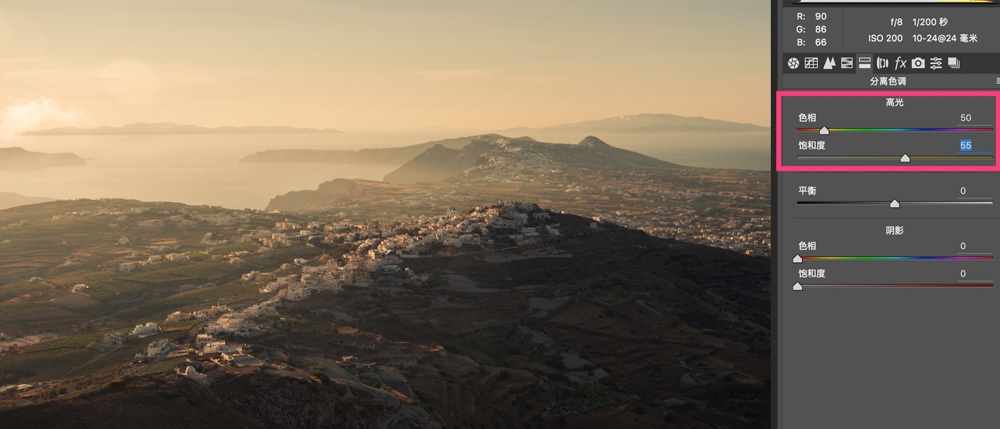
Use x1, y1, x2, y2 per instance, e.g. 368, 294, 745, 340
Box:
95, 202, 567, 366
119, 252, 191, 272
102, 321, 163, 346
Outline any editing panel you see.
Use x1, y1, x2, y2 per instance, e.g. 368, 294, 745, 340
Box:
774, 1, 1000, 428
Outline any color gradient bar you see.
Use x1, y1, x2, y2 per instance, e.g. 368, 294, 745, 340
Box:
796, 128, 995, 132
801, 256, 993, 260
802, 284, 993, 288
796, 155, 994, 160
796, 200, 993, 205
911, 156, 995, 159
798, 0, 993, 3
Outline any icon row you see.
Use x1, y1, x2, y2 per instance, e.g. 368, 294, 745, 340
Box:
787, 55, 963, 72
874, 55, 960, 71
787, 56, 854, 70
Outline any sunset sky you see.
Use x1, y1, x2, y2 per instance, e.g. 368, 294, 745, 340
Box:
0, 0, 768, 133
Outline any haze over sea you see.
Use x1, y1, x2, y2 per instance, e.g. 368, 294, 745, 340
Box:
0, 130, 767, 210
0, 133, 441, 210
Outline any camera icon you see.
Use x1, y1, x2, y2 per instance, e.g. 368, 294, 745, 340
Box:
911, 57, 926, 69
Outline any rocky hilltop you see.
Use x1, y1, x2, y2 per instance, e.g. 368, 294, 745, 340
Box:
0, 200, 769, 427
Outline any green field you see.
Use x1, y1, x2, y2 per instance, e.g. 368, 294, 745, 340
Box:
0, 331, 107, 382
0, 326, 192, 384
0, 200, 312, 373
69, 330, 187, 378
0, 281, 51, 300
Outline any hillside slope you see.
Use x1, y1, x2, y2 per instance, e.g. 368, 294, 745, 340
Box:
0, 192, 53, 210
0, 205, 769, 427
266, 178, 418, 212
240, 134, 498, 166
383, 134, 681, 184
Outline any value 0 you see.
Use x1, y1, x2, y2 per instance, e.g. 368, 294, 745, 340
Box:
868, 34, 903, 43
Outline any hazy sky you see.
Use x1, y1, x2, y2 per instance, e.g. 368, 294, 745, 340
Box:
0, 0, 769, 132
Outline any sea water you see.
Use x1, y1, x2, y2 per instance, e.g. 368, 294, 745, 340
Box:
0, 133, 446, 209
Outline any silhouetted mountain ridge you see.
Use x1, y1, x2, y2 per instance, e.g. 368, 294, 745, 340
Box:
22, 122, 340, 135
498, 113, 767, 134
240, 134, 501, 165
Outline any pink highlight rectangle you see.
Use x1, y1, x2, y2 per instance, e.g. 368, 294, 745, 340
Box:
776, 91, 1000, 172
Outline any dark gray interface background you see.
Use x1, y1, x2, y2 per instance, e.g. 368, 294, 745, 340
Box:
775, 2, 1000, 428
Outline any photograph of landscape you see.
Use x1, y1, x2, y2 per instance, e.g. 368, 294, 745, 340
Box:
0, 1, 770, 428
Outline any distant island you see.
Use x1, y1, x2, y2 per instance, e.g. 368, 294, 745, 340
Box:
21, 122, 340, 136
240, 134, 524, 166
383, 134, 679, 184
261, 132, 770, 255
0, 147, 87, 170
496, 113, 768, 134
0, 192, 53, 210
239, 114, 767, 169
